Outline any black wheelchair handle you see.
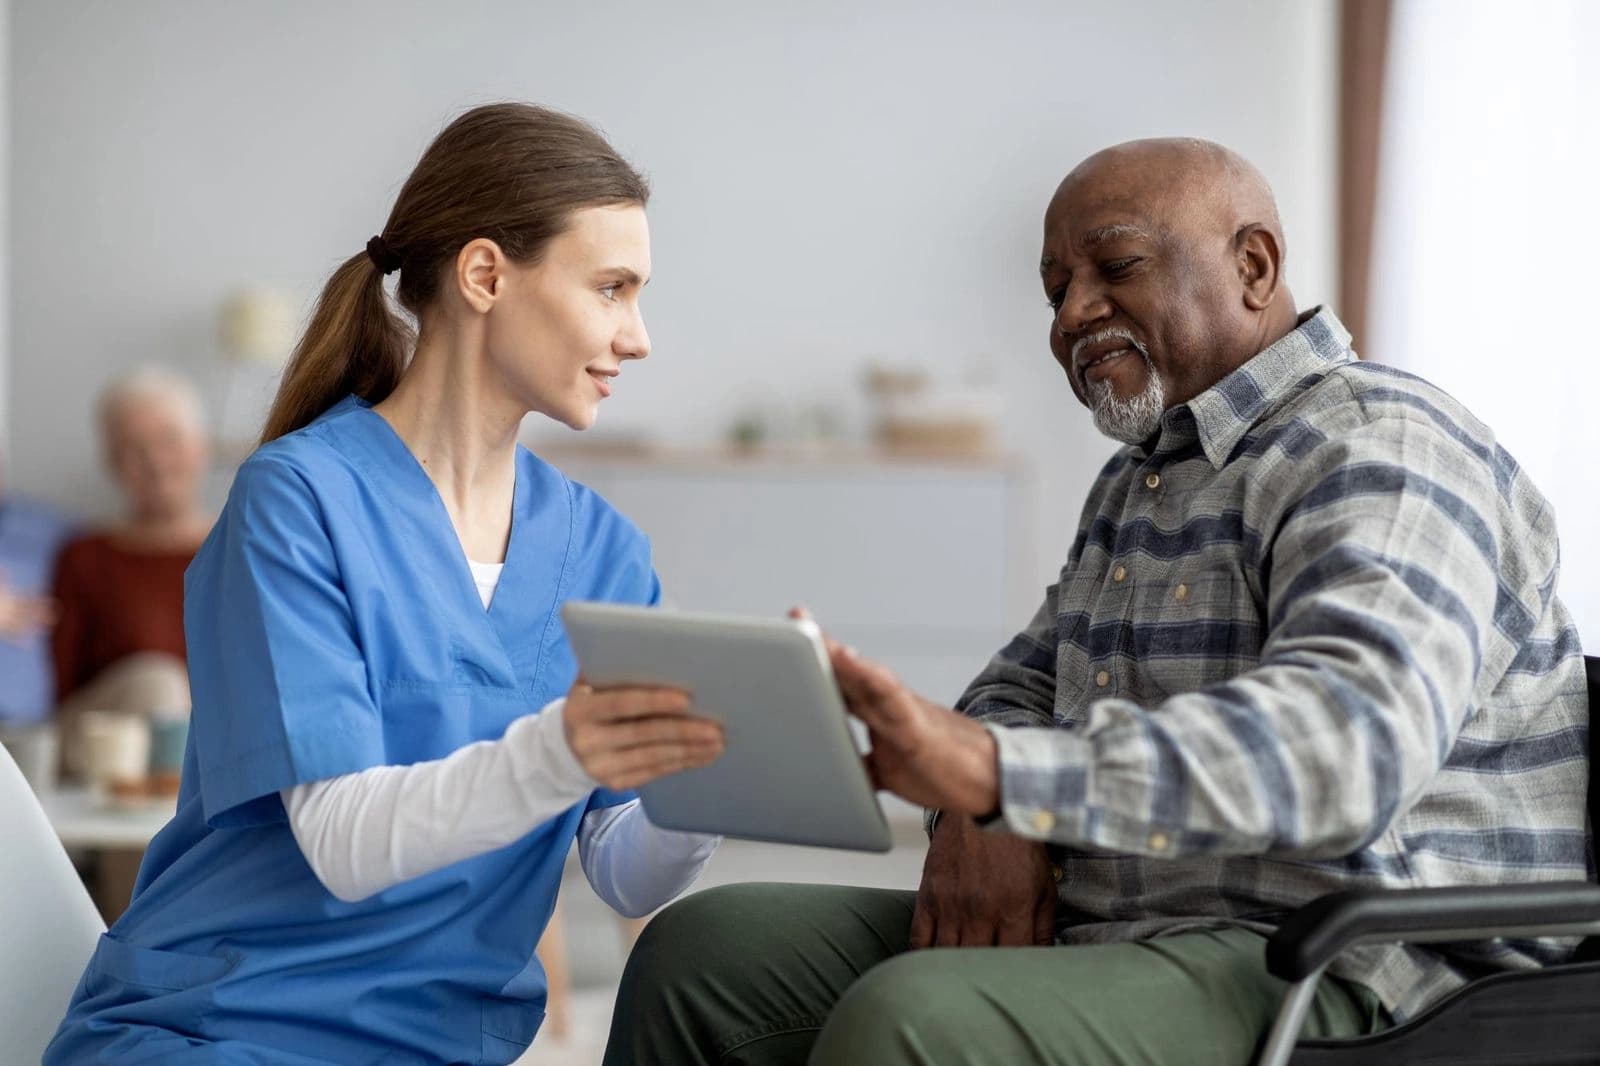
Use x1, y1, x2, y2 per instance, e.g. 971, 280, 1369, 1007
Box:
1265, 881, 1600, 981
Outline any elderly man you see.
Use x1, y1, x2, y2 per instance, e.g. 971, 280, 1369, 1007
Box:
602, 138, 1589, 1066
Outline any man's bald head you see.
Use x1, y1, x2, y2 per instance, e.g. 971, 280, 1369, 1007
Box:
1052, 138, 1284, 266
1039, 138, 1298, 442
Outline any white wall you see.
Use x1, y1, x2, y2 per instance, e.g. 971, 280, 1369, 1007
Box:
5, 0, 1336, 602
1368, 0, 1600, 639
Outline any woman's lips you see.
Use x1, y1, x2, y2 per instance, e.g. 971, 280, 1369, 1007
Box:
588, 370, 613, 398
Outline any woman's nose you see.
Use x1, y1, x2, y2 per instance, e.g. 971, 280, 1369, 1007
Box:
617, 308, 650, 361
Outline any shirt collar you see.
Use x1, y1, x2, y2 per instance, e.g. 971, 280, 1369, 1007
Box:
1156, 305, 1354, 469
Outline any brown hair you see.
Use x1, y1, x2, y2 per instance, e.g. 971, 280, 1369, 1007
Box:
260, 103, 650, 444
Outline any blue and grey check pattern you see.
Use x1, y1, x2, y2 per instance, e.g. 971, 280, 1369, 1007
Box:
956, 306, 1590, 1021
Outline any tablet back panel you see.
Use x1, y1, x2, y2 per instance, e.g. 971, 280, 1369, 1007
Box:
561, 603, 893, 853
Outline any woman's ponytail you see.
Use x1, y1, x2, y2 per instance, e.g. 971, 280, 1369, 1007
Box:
259, 250, 412, 444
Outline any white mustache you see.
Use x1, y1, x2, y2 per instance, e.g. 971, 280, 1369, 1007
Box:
1070, 328, 1148, 366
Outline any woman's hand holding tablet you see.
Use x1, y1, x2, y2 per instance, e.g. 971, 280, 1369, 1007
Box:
561, 602, 895, 852
563, 682, 725, 791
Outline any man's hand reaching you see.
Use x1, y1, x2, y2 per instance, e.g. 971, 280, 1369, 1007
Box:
786, 606, 1001, 817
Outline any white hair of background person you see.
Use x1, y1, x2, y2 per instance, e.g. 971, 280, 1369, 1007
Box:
96, 365, 208, 442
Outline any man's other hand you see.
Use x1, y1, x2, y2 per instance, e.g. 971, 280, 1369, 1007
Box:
912, 812, 1057, 949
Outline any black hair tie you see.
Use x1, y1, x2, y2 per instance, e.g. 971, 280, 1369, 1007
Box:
366, 235, 402, 275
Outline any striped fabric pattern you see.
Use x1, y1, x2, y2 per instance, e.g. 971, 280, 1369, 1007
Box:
957, 306, 1590, 1021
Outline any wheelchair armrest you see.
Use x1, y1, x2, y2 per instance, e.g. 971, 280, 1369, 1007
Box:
1265, 881, 1600, 981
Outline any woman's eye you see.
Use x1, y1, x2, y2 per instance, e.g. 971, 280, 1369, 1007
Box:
600, 283, 620, 301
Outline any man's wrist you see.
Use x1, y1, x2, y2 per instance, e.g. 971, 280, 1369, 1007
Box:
972, 729, 1004, 826
950, 718, 1002, 819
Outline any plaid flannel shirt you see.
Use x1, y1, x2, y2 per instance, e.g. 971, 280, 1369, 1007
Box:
953, 306, 1590, 1021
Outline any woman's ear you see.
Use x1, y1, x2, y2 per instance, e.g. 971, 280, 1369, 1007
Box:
455, 238, 506, 314
1235, 224, 1282, 311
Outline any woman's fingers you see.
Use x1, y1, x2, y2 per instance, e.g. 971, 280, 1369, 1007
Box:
573, 715, 723, 755
568, 703, 725, 788
586, 738, 725, 790
564, 680, 729, 789
571, 684, 693, 723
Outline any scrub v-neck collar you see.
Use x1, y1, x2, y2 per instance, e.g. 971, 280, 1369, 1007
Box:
338, 397, 570, 690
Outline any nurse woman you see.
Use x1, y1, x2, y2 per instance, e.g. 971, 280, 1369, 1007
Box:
46, 102, 725, 1064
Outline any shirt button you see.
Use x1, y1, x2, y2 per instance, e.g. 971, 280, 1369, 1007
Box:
1112, 565, 1128, 583
1031, 809, 1057, 834
1095, 670, 1111, 687
1148, 831, 1171, 852
1050, 863, 1065, 884
1145, 472, 1161, 490
1174, 583, 1189, 603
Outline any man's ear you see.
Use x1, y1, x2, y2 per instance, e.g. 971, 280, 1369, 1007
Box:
1234, 224, 1282, 311
455, 238, 506, 314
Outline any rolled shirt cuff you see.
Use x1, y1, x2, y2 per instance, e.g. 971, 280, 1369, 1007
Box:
986, 722, 1187, 857
986, 721, 1089, 841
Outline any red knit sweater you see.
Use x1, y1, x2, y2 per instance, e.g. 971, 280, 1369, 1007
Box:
50, 532, 195, 702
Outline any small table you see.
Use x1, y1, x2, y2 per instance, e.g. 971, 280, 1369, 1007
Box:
40, 787, 175, 851
40, 787, 176, 920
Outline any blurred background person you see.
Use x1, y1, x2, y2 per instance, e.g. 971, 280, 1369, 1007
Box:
0, 449, 74, 749
51, 366, 212, 780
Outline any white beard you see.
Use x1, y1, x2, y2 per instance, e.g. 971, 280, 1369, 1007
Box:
1087, 354, 1166, 444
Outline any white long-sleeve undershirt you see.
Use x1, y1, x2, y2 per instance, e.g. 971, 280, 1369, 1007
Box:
281, 695, 719, 914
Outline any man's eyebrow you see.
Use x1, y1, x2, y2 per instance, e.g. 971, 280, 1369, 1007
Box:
1081, 223, 1153, 247
1040, 223, 1155, 274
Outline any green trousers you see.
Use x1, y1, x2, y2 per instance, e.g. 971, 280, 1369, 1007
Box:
602, 883, 1388, 1066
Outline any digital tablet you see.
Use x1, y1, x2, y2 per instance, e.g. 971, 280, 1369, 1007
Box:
560, 601, 893, 852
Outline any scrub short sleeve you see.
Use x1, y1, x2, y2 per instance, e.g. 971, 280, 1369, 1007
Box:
185, 457, 387, 827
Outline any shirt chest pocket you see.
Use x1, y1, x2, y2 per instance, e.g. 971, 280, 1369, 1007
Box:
79, 933, 238, 1036
378, 682, 535, 764
1127, 567, 1260, 702
85, 933, 236, 994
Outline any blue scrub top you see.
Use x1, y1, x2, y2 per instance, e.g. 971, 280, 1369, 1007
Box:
47, 396, 654, 1065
